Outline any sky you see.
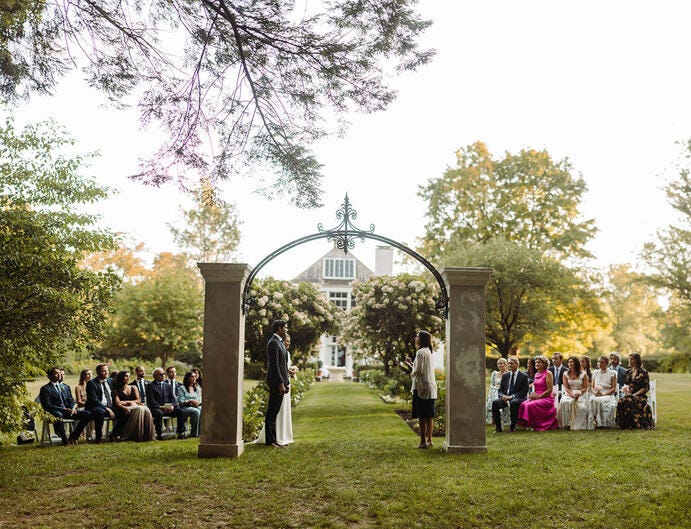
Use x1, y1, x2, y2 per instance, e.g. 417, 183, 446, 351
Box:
15, 1, 691, 280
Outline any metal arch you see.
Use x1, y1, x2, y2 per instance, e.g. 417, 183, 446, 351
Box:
241, 195, 449, 318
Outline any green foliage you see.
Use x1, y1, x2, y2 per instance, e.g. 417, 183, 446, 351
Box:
1, 1, 433, 206
168, 181, 241, 263
419, 141, 596, 261
245, 277, 342, 366
343, 274, 444, 375
660, 352, 691, 374
0, 118, 119, 432
100, 253, 203, 368
603, 265, 664, 355
442, 237, 604, 356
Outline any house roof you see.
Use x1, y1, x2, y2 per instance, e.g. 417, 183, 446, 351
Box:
291, 244, 374, 285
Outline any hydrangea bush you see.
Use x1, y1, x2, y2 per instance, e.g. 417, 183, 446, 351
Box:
343, 273, 444, 375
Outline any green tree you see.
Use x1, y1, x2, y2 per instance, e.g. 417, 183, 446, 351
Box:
168, 182, 241, 263
0, 118, 119, 431
419, 141, 596, 261
342, 274, 444, 375
642, 140, 691, 304
245, 278, 342, 367
2, 1, 433, 207
441, 238, 602, 357
101, 253, 203, 368
603, 265, 663, 355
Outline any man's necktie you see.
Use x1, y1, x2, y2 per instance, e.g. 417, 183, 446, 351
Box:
57, 385, 65, 407
139, 381, 146, 402
102, 381, 112, 407
509, 373, 515, 394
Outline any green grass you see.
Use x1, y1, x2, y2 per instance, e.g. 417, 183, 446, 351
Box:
1, 374, 689, 529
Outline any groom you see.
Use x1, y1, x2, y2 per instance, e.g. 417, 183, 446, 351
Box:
264, 320, 290, 448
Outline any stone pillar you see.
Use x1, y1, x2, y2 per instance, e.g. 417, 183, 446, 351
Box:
442, 267, 493, 454
197, 263, 249, 458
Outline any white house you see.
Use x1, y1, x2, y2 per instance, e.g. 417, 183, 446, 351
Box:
292, 244, 394, 377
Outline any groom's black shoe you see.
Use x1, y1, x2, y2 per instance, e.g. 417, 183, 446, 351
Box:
270, 442, 285, 448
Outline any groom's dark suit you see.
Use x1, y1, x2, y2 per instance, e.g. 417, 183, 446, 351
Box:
264, 333, 290, 446
491, 369, 529, 432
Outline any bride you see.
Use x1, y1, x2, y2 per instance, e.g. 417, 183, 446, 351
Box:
255, 334, 297, 445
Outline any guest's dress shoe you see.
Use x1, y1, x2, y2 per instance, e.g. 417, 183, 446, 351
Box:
176, 432, 188, 440
156, 435, 163, 441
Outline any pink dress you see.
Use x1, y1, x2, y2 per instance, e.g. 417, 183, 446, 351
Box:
517, 371, 559, 430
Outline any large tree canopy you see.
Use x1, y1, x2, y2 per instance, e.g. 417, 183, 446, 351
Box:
441, 238, 603, 357
419, 141, 596, 261
2, 0, 434, 207
0, 118, 119, 431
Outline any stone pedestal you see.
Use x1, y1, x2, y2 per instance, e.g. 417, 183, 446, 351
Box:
328, 367, 345, 382
197, 263, 249, 458
441, 267, 492, 454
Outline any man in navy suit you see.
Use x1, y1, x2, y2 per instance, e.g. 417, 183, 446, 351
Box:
130, 365, 149, 404
39, 367, 91, 445
86, 363, 123, 443
549, 352, 567, 395
609, 352, 627, 389
264, 320, 290, 448
491, 356, 530, 432
147, 367, 187, 440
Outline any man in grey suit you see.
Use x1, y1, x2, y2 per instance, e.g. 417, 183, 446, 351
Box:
609, 352, 627, 389
264, 320, 290, 447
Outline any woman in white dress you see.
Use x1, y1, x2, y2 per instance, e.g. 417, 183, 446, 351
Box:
557, 356, 592, 430
589, 355, 617, 428
486, 358, 508, 425
255, 334, 296, 445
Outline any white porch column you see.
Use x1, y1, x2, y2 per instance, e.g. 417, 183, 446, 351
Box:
442, 267, 493, 454
197, 263, 249, 458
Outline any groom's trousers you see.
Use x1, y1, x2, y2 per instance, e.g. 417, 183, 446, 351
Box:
264, 389, 283, 445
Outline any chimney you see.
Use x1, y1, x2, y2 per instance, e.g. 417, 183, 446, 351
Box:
375, 246, 393, 276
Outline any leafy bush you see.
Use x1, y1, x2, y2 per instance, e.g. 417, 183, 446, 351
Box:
382, 373, 412, 401
660, 352, 691, 373
433, 381, 446, 435
244, 362, 264, 380
358, 369, 387, 389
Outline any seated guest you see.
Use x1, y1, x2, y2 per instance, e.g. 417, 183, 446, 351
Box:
147, 367, 188, 440
589, 355, 617, 428
525, 357, 537, 388
74, 368, 94, 441
177, 371, 202, 437
609, 352, 627, 389
616, 353, 654, 430
130, 365, 149, 405
517, 356, 559, 431
557, 357, 592, 430
549, 352, 567, 395
86, 363, 125, 443
39, 367, 91, 445
113, 371, 154, 442
486, 358, 508, 425
491, 355, 529, 433
191, 367, 203, 387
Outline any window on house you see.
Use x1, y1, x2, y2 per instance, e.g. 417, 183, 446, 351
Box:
323, 258, 355, 279
329, 291, 349, 310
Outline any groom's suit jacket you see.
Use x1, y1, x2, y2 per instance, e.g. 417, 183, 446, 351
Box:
265, 334, 289, 392
498, 370, 529, 400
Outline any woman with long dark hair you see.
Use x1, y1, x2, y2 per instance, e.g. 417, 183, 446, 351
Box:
407, 330, 437, 448
177, 371, 202, 437
616, 353, 654, 429
557, 356, 592, 430
113, 371, 154, 442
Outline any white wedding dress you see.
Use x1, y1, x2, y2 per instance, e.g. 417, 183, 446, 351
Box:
254, 353, 294, 445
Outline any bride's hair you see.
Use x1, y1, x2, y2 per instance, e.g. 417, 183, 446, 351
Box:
416, 330, 432, 350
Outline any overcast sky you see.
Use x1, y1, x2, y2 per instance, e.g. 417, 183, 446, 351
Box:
16, 0, 691, 279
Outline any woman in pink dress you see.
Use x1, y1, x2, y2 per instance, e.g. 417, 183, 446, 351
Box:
518, 355, 559, 431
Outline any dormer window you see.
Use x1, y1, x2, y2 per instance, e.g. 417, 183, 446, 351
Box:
323, 257, 355, 279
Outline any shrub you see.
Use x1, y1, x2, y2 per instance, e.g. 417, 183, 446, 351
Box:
244, 362, 264, 380
358, 369, 387, 389
660, 352, 691, 373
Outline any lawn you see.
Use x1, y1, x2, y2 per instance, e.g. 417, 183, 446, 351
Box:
1, 374, 688, 529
